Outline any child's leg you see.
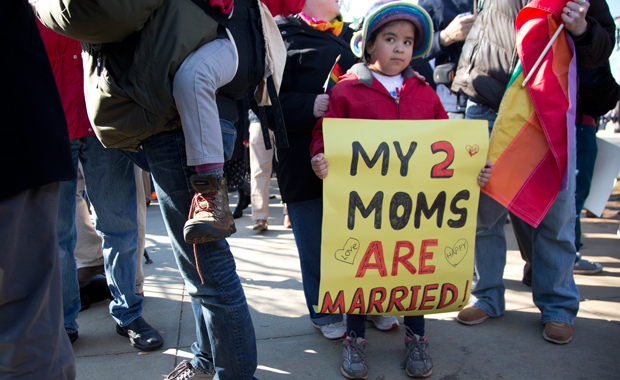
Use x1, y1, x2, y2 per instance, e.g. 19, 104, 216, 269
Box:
172, 36, 239, 244
173, 37, 238, 169
403, 316, 432, 378
346, 314, 367, 338
342, 314, 369, 379
403, 315, 425, 337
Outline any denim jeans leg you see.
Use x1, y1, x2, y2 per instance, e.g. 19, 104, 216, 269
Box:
471, 192, 509, 318
142, 129, 257, 380
574, 124, 598, 250
287, 198, 343, 326
56, 139, 81, 333
465, 100, 497, 135
531, 145, 580, 325
79, 135, 142, 326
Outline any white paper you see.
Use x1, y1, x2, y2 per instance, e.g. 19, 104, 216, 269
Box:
583, 137, 620, 217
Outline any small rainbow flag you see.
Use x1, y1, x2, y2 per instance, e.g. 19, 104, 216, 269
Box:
323, 54, 345, 93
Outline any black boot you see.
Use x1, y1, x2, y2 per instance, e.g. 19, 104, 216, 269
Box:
233, 189, 248, 219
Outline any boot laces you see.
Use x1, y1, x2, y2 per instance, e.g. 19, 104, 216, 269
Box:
188, 191, 218, 218
167, 361, 194, 379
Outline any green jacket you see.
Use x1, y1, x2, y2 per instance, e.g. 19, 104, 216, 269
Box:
37, 0, 219, 150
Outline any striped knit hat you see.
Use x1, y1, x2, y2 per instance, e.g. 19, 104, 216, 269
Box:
351, 0, 433, 60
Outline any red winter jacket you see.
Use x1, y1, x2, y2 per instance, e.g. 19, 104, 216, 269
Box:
37, 19, 94, 140
310, 63, 448, 156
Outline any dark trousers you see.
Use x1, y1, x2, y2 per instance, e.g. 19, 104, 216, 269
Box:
0, 183, 76, 379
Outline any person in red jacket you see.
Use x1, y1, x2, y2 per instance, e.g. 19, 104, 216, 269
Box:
309, 1, 492, 378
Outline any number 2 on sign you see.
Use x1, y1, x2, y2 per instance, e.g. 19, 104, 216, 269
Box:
430, 141, 454, 178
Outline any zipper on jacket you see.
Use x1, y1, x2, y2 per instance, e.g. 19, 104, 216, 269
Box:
395, 87, 401, 119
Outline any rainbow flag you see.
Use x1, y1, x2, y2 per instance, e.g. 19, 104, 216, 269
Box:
324, 55, 345, 93
482, 0, 577, 227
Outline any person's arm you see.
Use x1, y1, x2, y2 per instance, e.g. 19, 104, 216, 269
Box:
562, 0, 615, 69
310, 85, 349, 178
478, 160, 493, 187
411, 13, 476, 65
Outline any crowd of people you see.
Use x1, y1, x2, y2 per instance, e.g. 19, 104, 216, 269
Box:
1, 0, 616, 379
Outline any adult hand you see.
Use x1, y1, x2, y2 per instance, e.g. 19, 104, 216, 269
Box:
561, 0, 589, 37
313, 94, 330, 118
439, 14, 476, 46
311, 153, 329, 179
478, 160, 493, 187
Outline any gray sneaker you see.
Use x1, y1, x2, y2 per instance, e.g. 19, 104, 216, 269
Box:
341, 336, 369, 379
574, 254, 603, 275
166, 360, 215, 379
404, 333, 433, 378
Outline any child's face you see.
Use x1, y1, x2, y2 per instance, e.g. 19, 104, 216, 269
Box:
367, 21, 415, 77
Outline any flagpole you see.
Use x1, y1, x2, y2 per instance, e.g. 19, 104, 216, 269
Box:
521, 24, 564, 88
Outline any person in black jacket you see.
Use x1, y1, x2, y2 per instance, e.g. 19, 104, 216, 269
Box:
0, 0, 76, 378
452, 0, 615, 345
411, 0, 475, 116
274, 0, 402, 340
512, 62, 620, 283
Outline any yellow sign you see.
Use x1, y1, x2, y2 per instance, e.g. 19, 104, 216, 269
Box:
318, 118, 488, 316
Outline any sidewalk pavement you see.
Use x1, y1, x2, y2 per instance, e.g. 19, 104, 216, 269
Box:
72, 178, 620, 380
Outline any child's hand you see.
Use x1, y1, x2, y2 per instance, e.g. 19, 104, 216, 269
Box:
313, 94, 330, 118
478, 160, 493, 187
311, 153, 329, 179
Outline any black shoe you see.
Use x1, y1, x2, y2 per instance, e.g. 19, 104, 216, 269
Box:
68, 330, 79, 344
116, 316, 163, 351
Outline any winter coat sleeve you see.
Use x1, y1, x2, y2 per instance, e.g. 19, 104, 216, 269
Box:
35, 0, 163, 43
279, 59, 322, 137
571, 0, 615, 69
309, 85, 350, 157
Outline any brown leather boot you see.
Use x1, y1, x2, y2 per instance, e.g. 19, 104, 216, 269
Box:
183, 175, 236, 244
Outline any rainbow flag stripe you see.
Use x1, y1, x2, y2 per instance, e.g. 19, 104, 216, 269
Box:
325, 63, 345, 93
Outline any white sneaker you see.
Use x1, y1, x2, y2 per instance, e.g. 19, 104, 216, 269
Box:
311, 321, 347, 339
368, 315, 399, 331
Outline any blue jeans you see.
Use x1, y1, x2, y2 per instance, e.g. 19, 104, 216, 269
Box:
142, 127, 257, 379
574, 124, 598, 250
465, 99, 497, 135
467, 104, 580, 324
57, 136, 141, 332
287, 198, 343, 325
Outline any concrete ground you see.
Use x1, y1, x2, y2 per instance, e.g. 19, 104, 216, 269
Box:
71, 174, 620, 380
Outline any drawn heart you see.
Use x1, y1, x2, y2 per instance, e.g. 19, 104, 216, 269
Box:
335, 238, 360, 265
444, 238, 469, 267
466, 145, 479, 157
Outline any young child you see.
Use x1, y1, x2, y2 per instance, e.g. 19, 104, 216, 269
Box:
173, 2, 239, 245
309, 1, 493, 378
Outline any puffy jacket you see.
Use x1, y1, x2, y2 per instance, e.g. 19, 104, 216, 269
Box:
310, 63, 448, 156
274, 15, 358, 204
451, 0, 615, 112
36, 0, 220, 150
37, 20, 94, 140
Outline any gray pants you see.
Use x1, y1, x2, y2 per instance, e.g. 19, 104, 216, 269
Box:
173, 37, 238, 166
0, 182, 76, 379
